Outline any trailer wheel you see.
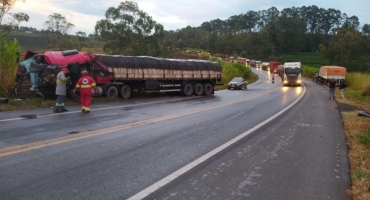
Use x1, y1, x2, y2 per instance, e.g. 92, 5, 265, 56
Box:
106, 86, 118, 100
203, 83, 213, 96
193, 83, 204, 96
182, 83, 193, 96
120, 85, 132, 99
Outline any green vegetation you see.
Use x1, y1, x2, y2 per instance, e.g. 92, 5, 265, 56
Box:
280, 52, 329, 68
0, 33, 20, 97
301, 64, 319, 78
218, 61, 258, 89
357, 129, 370, 148
319, 28, 368, 72
95, 1, 163, 56
346, 73, 370, 96
342, 108, 370, 199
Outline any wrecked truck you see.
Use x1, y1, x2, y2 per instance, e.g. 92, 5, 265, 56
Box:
313, 66, 347, 84
15, 50, 223, 100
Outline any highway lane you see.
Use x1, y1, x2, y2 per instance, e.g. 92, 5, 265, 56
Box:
142, 78, 350, 200
0, 68, 349, 199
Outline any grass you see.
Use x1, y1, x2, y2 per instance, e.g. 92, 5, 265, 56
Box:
336, 92, 370, 200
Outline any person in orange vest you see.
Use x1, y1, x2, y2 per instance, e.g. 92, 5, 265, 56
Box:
73, 70, 97, 113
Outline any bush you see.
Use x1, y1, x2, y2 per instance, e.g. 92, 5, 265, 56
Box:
0, 33, 21, 97
301, 64, 319, 78
199, 53, 209, 60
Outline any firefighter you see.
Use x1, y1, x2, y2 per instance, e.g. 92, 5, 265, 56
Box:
73, 70, 97, 113
54, 67, 70, 113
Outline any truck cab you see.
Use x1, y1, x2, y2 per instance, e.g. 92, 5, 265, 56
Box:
256, 61, 262, 68
282, 62, 302, 86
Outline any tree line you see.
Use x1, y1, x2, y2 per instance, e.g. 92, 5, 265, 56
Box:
1, 1, 369, 73
163, 5, 370, 72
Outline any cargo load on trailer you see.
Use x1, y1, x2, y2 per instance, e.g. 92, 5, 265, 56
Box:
261, 62, 269, 71
236, 57, 247, 63
250, 60, 256, 67
15, 50, 223, 100
279, 62, 302, 86
313, 66, 346, 84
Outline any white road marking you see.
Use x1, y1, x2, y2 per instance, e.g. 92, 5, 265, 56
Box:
0, 97, 200, 122
128, 84, 306, 200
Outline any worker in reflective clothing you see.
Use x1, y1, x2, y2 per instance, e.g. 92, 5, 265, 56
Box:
73, 70, 97, 113
54, 67, 70, 113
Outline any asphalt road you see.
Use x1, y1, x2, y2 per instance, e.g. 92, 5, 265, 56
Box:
0, 68, 350, 200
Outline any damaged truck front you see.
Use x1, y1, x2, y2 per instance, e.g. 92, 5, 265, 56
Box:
15, 50, 94, 99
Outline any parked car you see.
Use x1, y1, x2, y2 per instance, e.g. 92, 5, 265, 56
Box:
227, 77, 248, 90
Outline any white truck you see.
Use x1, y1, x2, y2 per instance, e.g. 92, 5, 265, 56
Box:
279, 62, 302, 86
256, 61, 262, 68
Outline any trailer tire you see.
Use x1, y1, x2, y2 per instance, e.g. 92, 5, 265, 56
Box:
106, 86, 118, 100
193, 83, 204, 96
182, 83, 193, 96
120, 84, 132, 99
203, 83, 213, 96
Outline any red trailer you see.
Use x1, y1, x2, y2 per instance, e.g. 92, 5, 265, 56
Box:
236, 57, 247, 63
269, 61, 280, 73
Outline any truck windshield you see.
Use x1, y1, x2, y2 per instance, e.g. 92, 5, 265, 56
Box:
285, 68, 300, 74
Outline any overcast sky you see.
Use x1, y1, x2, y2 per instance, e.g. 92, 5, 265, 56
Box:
9, 0, 370, 35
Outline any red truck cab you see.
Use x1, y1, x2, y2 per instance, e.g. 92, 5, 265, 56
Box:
269, 61, 280, 74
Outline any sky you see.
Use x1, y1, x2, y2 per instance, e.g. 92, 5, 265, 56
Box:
8, 0, 370, 35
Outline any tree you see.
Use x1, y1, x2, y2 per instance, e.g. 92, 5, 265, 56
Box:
9, 11, 28, 26
0, 0, 25, 26
0, 0, 27, 33
74, 31, 88, 51
94, 1, 164, 56
44, 13, 74, 50
362, 24, 370, 35
44, 13, 74, 34
319, 28, 366, 72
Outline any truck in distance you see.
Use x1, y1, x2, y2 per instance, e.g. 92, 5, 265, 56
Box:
261, 62, 269, 71
256, 61, 262, 68
249, 60, 256, 67
278, 62, 302, 86
269, 61, 280, 73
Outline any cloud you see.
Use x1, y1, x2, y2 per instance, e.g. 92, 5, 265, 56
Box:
9, 0, 370, 35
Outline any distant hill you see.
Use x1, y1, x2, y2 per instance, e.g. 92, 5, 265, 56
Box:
6, 31, 106, 55
7, 31, 50, 52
